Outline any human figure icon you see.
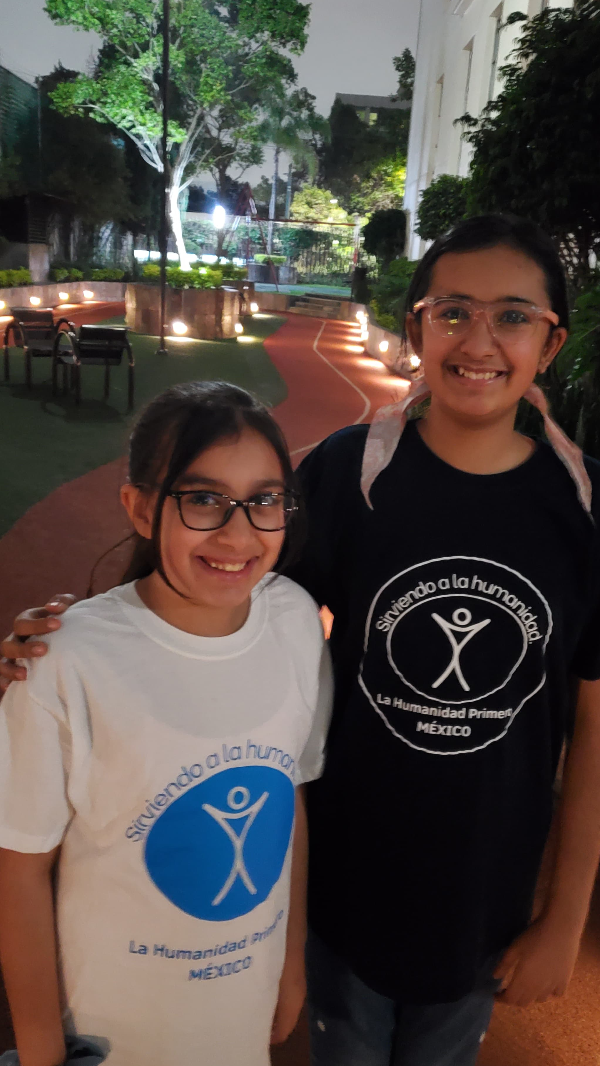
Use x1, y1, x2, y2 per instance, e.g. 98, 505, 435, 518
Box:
431, 607, 491, 692
202, 785, 269, 906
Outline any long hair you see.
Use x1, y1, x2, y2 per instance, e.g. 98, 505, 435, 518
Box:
404, 214, 569, 333
90, 381, 304, 594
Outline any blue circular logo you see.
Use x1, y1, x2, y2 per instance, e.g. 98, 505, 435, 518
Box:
144, 766, 295, 921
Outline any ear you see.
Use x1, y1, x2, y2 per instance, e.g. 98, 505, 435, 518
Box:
120, 483, 155, 540
538, 326, 568, 375
406, 312, 423, 356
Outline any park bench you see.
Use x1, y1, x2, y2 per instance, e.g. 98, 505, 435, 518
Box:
53, 324, 135, 411
3, 307, 74, 387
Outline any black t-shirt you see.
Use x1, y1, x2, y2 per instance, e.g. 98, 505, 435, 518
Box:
289, 420, 600, 1004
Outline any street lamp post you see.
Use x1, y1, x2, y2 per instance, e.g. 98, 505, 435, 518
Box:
156, 0, 170, 356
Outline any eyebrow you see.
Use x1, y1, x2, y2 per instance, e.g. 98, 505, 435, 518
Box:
175, 475, 286, 490
442, 292, 535, 304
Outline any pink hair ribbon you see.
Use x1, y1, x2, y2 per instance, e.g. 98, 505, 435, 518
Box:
361, 378, 592, 516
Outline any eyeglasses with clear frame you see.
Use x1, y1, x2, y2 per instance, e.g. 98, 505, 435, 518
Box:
168, 489, 299, 532
412, 297, 559, 344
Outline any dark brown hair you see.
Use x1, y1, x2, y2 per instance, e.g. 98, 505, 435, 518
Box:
405, 214, 570, 333
98, 381, 303, 591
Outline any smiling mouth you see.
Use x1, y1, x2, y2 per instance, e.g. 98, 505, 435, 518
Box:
202, 558, 251, 572
449, 365, 507, 382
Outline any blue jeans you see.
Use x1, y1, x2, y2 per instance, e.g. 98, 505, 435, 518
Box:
306, 931, 499, 1066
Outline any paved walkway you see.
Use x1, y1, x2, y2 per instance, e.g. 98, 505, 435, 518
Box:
1, 311, 599, 1066
0, 313, 403, 641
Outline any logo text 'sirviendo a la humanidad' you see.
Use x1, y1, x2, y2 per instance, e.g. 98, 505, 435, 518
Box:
359, 556, 552, 754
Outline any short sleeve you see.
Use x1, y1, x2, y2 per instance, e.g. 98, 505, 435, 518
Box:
0, 677, 72, 852
296, 638, 333, 785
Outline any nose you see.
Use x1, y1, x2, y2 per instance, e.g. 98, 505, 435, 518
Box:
214, 503, 261, 547
458, 311, 499, 359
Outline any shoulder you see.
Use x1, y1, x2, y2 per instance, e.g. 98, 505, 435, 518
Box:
263, 574, 322, 629
24, 584, 135, 663
297, 425, 369, 486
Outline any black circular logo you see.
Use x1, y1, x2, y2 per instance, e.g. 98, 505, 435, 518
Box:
359, 557, 552, 754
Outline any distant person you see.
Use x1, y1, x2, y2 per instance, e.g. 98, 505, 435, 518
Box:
4, 216, 600, 1066
351, 265, 371, 305
0, 382, 332, 1066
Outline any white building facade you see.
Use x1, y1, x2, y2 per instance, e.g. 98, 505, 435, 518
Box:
403, 0, 573, 259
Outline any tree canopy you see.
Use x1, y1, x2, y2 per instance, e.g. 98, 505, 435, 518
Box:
45, 0, 310, 267
290, 186, 350, 223
462, 1, 600, 284
318, 52, 413, 215
415, 174, 470, 242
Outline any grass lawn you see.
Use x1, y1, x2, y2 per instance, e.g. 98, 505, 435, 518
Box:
0, 313, 287, 537
255, 283, 352, 298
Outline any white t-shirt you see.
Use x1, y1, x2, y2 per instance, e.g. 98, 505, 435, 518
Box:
0, 576, 332, 1066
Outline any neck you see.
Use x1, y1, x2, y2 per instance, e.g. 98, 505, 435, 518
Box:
418, 400, 534, 474
136, 572, 250, 637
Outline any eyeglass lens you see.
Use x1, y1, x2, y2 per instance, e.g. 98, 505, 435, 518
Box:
178, 491, 296, 531
430, 299, 539, 339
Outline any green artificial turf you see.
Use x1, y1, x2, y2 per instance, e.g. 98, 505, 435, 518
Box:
0, 314, 288, 537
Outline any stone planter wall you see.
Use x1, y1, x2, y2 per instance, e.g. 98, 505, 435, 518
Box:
125, 283, 241, 340
0, 281, 126, 310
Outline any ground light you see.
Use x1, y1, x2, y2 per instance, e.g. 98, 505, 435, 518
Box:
250, 302, 259, 313
379, 340, 389, 353
83, 290, 95, 300
0, 301, 5, 311
29, 296, 41, 306
172, 320, 188, 335
58, 292, 70, 301
347, 344, 364, 354
409, 354, 422, 369
234, 323, 244, 334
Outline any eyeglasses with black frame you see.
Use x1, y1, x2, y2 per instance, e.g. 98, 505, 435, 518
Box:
168, 489, 299, 532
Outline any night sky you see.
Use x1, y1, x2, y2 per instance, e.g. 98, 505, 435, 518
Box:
0, 0, 418, 188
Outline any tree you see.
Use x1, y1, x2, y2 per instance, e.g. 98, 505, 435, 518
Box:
392, 48, 415, 102
45, 0, 310, 269
38, 67, 133, 226
318, 53, 413, 214
461, 2, 600, 285
415, 174, 471, 241
290, 186, 350, 223
362, 208, 406, 269
258, 88, 328, 251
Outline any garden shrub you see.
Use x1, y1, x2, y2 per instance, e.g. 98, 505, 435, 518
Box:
90, 267, 125, 281
253, 254, 286, 265
68, 268, 84, 281
369, 257, 417, 332
0, 268, 32, 287
51, 267, 69, 282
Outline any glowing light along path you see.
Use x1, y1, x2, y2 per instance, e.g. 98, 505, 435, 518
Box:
289, 320, 371, 459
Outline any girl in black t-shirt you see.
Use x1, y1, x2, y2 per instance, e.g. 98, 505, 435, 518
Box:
4, 216, 600, 1066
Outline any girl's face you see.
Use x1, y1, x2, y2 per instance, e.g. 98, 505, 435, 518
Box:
406, 244, 568, 425
125, 426, 287, 618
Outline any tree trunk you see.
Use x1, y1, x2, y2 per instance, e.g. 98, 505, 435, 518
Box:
284, 161, 293, 220
267, 146, 280, 254
167, 180, 192, 271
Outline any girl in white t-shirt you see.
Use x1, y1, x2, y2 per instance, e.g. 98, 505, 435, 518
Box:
0, 381, 332, 1066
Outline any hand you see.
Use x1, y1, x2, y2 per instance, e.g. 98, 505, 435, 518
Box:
270, 956, 306, 1045
494, 916, 581, 1007
0, 596, 76, 692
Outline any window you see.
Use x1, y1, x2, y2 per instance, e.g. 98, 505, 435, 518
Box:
488, 5, 503, 101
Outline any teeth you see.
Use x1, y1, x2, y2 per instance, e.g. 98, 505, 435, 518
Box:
456, 366, 501, 381
206, 560, 246, 572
